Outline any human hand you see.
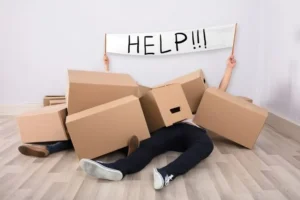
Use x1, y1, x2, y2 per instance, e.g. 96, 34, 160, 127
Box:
227, 55, 236, 68
103, 54, 109, 72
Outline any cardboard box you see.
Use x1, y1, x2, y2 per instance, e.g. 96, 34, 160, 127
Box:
67, 70, 139, 114
193, 88, 268, 149
137, 84, 152, 98
237, 96, 253, 103
166, 69, 207, 113
43, 95, 65, 106
66, 95, 150, 159
140, 84, 193, 132
17, 104, 69, 143
49, 99, 66, 106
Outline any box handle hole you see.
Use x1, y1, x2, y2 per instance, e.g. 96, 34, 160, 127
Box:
170, 107, 181, 114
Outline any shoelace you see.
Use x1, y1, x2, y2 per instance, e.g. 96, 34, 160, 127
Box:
164, 174, 174, 186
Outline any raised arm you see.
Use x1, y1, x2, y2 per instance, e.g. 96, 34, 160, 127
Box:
218, 55, 236, 91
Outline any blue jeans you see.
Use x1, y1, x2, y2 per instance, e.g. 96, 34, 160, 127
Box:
46, 140, 74, 154
104, 123, 214, 178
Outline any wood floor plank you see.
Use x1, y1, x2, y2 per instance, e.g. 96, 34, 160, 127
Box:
73, 177, 100, 200
217, 162, 249, 194
234, 152, 275, 190
62, 172, 85, 200
262, 166, 300, 200
40, 182, 68, 200
0, 117, 300, 199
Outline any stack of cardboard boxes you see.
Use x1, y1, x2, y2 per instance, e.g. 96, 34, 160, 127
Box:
17, 69, 268, 159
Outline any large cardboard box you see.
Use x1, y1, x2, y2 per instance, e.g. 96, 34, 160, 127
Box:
166, 69, 208, 113
193, 88, 268, 149
17, 104, 69, 143
43, 95, 65, 106
66, 95, 150, 159
140, 84, 193, 132
67, 70, 139, 114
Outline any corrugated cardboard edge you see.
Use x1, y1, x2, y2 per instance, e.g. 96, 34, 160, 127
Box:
68, 70, 138, 87
140, 90, 165, 132
248, 114, 268, 149
236, 96, 253, 103
266, 112, 300, 143
66, 95, 138, 123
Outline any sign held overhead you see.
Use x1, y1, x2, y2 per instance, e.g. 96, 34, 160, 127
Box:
106, 24, 236, 56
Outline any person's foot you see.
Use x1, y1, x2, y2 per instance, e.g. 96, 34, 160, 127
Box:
127, 135, 140, 156
153, 168, 174, 190
79, 159, 123, 181
18, 144, 49, 157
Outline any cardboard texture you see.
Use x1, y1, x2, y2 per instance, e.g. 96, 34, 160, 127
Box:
49, 99, 66, 105
166, 69, 207, 113
140, 84, 193, 132
193, 88, 268, 149
66, 95, 150, 159
67, 70, 139, 114
137, 84, 152, 98
43, 96, 65, 106
17, 104, 69, 143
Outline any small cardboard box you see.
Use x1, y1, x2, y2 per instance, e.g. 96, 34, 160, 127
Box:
140, 84, 193, 132
17, 104, 69, 143
43, 95, 65, 106
166, 69, 207, 113
67, 70, 139, 114
49, 99, 66, 106
193, 88, 268, 149
66, 95, 150, 159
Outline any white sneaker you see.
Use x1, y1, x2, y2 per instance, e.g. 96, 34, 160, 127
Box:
79, 159, 123, 181
153, 168, 174, 190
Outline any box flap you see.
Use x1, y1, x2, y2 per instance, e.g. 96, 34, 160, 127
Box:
68, 70, 137, 87
66, 95, 137, 123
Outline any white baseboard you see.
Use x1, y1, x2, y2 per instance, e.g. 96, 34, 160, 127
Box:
0, 104, 42, 116
266, 112, 300, 143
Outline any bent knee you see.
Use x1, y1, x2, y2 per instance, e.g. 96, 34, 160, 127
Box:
195, 138, 214, 157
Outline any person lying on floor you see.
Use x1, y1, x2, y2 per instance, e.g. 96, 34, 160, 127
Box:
79, 55, 237, 190
18, 135, 140, 157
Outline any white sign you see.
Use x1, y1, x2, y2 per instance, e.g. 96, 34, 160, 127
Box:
106, 24, 236, 56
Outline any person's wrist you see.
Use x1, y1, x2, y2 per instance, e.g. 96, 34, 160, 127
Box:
226, 65, 234, 70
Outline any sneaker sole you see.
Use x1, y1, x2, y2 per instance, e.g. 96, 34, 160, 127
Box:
79, 159, 123, 181
18, 146, 47, 157
153, 168, 164, 190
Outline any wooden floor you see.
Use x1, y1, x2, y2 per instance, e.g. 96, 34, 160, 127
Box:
1, 116, 300, 200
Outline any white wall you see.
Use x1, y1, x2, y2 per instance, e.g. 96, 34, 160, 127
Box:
259, 0, 300, 125
0, 0, 261, 105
